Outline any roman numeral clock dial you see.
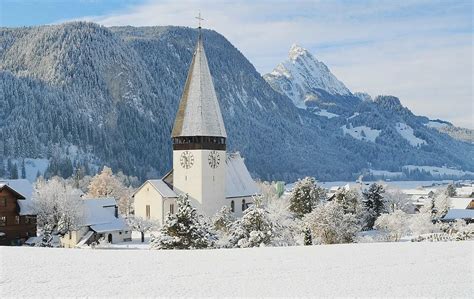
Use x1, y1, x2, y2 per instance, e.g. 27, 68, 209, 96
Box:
180, 151, 194, 169
208, 150, 220, 168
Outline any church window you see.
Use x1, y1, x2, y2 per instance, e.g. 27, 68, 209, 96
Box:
146, 205, 150, 219
242, 199, 246, 211
14, 216, 20, 224
231, 200, 235, 212
170, 204, 175, 214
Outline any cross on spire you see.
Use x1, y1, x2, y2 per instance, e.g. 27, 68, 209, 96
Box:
195, 12, 204, 29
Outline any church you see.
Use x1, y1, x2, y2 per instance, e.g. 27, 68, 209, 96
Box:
133, 26, 258, 224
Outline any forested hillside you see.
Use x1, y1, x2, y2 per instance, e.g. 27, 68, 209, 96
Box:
1, 22, 473, 181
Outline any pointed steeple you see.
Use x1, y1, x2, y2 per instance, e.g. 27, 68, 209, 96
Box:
171, 30, 227, 138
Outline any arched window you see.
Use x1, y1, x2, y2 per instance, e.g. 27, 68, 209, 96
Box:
242, 199, 246, 211
231, 200, 235, 212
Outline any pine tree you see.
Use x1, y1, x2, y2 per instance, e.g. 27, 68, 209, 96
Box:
10, 163, 19, 179
446, 184, 457, 197
229, 198, 274, 248
362, 183, 386, 229
21, 159, 26, 179
289, 177, 325, 218
150, 194, 215, 250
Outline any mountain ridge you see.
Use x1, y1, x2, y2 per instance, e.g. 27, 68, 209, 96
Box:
1, 22, 473, 182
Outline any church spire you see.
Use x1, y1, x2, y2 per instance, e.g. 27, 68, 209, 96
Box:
171, 16, 227, 140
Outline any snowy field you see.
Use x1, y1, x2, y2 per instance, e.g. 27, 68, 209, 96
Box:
1, 241, 473, 297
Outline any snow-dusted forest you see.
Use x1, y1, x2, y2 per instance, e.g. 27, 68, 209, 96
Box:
1, 23, 473, 182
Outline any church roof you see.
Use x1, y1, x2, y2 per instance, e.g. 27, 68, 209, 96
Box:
171, 32, 227, 138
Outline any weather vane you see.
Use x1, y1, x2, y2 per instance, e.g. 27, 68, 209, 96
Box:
195, 12, 204, 28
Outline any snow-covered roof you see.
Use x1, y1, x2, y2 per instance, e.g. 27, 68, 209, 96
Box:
443, 209, 474, 220
171, 33, 227, 138
225, 152, 259, 198
80, 198, 128, 232
450, 197, 473, 209
148, 180, 177, 198
0, 179, 36, 215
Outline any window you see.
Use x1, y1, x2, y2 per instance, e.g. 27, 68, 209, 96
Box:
69, 232, 72, 240
119, 231, 122, 235
231, 200, 235, 212
0, 216, 6, 226
15, 216, 20, 224
146, 205, 150, 219
242, 199, 246, 212
25, 216, 30, 224
170, 204, 175, 214
2, 197, 6, 207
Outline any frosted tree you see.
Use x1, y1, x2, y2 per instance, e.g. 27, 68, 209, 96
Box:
446, 184, 457, 197
409, 211, 437, 236
304, 201, 360, 244
374, 210, 409, 241
33, 177, 84, 245
127, 216, 158, 242
362, 183, 386, 229
229, 196, 275, 248
289, 177, 325, 218
384, 186, 414, 213
334, 187, 363, 215
150, 194, 215, 250
433, 190, 451, 219
212, 206, 235, 233
86, 166, 134, 215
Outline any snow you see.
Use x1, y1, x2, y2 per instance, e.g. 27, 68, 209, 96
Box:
314, 109, 339, 118
404, 165, 474, 177
426, 120, 450, 129
225, 152, 259, 198
147, 179, 177, 198
347, 112, 360, 120
341, 124, 381, 143
10, 158, 49, 182
395, 122, 427, 147
450, 197, 473, 209
369, 169, 403, 178
1, 242, 472, 297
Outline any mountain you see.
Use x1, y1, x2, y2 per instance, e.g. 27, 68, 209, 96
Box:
264, 44, 358, 113
1, 22, 473, 182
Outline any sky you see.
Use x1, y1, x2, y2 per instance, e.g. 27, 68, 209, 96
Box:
1, 0, 473, 128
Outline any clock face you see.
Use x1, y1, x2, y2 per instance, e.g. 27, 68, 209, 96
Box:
208, 150, 221, 169
180, 151, 194, 169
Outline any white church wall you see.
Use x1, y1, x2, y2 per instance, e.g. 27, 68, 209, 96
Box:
133, 181, 164, 223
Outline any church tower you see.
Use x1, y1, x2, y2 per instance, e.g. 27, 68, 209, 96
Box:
171, 25, 227, 216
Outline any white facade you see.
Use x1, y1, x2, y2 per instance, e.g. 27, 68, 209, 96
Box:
173, 149, 226, 217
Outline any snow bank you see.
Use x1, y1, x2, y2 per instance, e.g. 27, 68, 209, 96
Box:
314, 109, 339, 119
404, 165, 474, 177
342, 124, 381, 143
425, 120, 449, 129
1, 242, 472, 297
395, 122, 426, 147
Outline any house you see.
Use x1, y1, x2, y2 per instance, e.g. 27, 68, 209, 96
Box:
133, 26, 259, 222
0, 179, 37, 246
60, 198, 131, 248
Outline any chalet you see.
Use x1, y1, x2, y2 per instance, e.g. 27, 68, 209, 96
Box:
60, 198, 131, 248
0, 179, 37, 246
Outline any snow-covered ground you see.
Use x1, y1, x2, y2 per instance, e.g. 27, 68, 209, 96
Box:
314, 109, 339, 119
395, 122, 427, 147
404, 165, 474, 177
1, 242, 472, 297
341, 124, 381, 142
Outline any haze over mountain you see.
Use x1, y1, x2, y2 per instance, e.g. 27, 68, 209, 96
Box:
0, 22, 472, 181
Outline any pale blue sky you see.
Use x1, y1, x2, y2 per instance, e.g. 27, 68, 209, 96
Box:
1, 0, 472, 128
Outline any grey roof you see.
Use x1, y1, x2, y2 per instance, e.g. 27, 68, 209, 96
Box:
81, 198, 128, 233
171, 33, 227, 138
225, 152, 259, 198
148, 179, 178, 198
443, 209, 474, 220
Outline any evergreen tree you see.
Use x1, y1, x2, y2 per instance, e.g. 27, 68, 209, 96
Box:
289, 177, 325, 218
446, 184, 457, 197
21, 159, 26, 179
150, 194, 215, 250
229, 198, 274, 248
10, 163, 19, 179
362, 183, 386, 229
